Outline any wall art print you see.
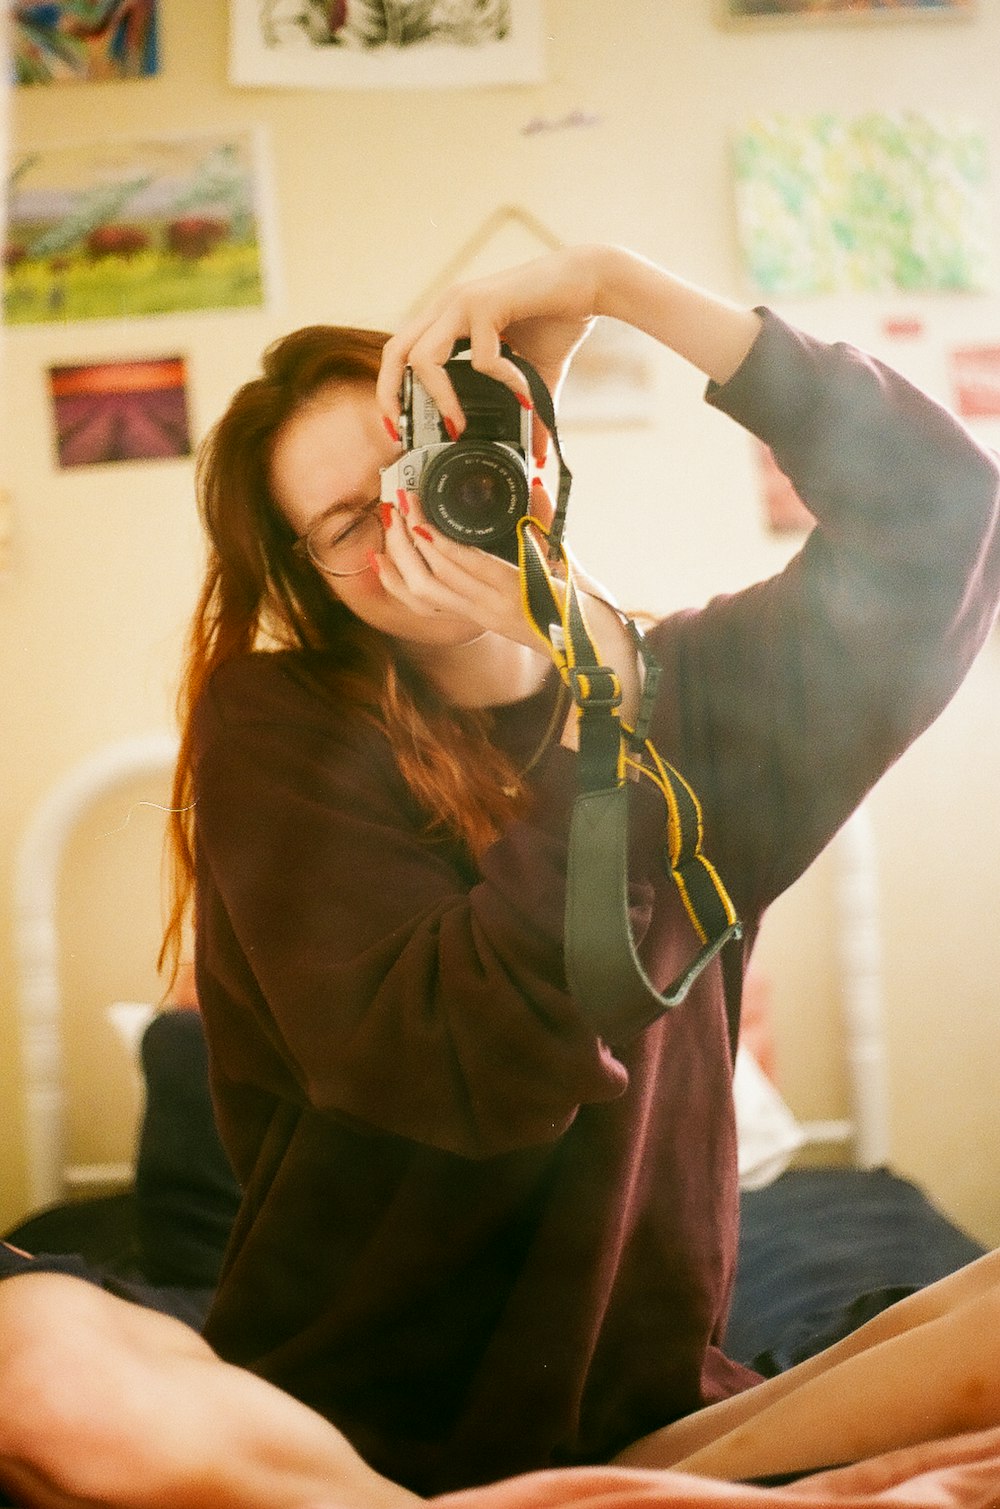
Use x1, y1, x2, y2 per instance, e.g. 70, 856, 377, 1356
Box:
720, 0, 974, 23
48, 355, 192, 467
950, 345, 1000, 419
12, 2, 160, 85
732, 112, 992, 296
4, 132, 274, 325
229, 0, 545, 89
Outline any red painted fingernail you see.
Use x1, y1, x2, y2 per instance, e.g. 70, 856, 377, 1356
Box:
443, 416, 460, 442
395, 489, 410, 516
366, 549, 381, 572
379, 503, 394, 529
412, 525, 434, 543
517, 393, 533, 411
531, 477, 545, 489
383, 416, 400, 443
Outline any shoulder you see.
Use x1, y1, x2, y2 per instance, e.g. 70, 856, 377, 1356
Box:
194, 650, 346, 738
190, 651, 410, 813
190, 649, 390, 778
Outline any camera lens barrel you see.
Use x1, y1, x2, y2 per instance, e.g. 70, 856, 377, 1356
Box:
421, 441, 529, 553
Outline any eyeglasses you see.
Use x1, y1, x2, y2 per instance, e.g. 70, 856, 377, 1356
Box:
293, 498, 384, 579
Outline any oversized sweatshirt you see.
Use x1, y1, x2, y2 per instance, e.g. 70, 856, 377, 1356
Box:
192, 311, 1000, 1494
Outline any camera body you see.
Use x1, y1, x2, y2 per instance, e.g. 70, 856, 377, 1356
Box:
380, 346, 533, 563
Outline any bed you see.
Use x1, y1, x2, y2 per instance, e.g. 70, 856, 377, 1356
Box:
5, 735, 997, 1507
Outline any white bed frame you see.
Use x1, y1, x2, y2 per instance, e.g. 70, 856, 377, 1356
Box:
13, 733, 179, 1209
12, 735, 891, 1212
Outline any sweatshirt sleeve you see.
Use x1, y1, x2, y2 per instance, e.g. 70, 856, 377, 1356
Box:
656, 308, 1000, 918
192, 662, 630, 1160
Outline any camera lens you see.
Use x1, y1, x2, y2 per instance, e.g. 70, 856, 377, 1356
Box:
420, 442, 529, 554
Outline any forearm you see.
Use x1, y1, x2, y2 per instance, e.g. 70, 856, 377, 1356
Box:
588, 245, 763, 386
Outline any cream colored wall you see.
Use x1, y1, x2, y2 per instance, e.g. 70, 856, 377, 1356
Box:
3, 0, 1000, 1243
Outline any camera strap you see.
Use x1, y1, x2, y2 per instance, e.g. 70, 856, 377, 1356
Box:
514, 532, 742, 1041
515, 520, 742, 1038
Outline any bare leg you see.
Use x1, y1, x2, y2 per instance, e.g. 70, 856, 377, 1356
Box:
0, 1272, 419, 1509
614, 1249, 1000, 1482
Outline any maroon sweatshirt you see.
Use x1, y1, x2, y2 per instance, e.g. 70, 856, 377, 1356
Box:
192, 312, 1000, 1493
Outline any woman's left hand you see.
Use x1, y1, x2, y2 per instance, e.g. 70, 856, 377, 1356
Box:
376, 485, 642, 738
375, 487, 552, 653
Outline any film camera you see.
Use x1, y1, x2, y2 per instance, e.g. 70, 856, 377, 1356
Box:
380, 345, 535, 563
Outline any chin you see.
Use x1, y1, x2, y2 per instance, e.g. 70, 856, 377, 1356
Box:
395, 616, 482, 648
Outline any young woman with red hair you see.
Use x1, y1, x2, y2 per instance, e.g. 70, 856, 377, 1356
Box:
147, 243, 1000, 1495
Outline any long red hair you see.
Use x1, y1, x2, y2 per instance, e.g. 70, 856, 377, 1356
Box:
160, 325, 531, 984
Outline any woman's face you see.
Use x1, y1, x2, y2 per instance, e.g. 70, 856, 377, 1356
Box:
270, 382, 480, 646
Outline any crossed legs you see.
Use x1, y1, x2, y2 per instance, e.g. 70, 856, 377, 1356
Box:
4, 1251, 1000, 1504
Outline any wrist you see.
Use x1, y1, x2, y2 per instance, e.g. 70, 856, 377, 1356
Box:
577, 243, 635, 321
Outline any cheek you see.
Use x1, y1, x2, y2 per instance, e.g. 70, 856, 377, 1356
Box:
328, 564, 386, 609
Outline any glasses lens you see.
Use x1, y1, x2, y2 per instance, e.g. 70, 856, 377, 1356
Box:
306, 506, 382, 577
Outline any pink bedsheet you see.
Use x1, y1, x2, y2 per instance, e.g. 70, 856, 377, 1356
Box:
435, 1429, 1000, 1509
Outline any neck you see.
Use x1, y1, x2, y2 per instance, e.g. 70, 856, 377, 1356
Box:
400, 631, 552, 709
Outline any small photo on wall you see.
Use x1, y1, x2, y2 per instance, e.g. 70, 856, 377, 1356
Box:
48, 355, 192, 468
950, 345, 1000, 419
5, 131, 275, 325
13, 1, 161, 85
230, 0, 546, 88
558, 319, 657, 428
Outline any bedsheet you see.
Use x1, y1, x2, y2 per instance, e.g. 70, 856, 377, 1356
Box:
433, 1430, 1000, 1508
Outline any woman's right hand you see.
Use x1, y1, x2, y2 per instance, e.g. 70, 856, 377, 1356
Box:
376, 244, 611, 444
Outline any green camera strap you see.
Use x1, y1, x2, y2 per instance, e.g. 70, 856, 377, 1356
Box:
451, 341, 743, 1037
513, 519, 742, 1039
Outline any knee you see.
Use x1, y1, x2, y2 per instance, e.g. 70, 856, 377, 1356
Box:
0, 1274, 137, 1489
940, 1283, 1000, 1436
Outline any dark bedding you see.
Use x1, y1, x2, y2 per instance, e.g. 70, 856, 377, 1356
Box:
4, 1010, 987, 1363
4, 1009, 239, 1327
727, 1165, 985, 1373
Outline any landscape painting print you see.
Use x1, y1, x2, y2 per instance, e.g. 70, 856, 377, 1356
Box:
4, 132, 272, 325
49, 355, 192, 468
13, 0, 161, 85
230, 0, 545, 89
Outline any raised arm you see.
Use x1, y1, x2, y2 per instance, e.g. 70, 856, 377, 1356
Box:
376, 244, 763, 432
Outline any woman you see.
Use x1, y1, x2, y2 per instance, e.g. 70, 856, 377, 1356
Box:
159, 243, 1000, 1494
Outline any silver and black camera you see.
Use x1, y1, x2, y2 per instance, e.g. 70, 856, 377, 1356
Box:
380, 345, 533, 563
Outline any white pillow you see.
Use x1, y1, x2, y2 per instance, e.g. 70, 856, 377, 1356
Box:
106, 1000, 157, 1057
734, 1045, 805, 1190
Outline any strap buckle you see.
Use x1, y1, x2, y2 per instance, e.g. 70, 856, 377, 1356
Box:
567, 664, 622, 709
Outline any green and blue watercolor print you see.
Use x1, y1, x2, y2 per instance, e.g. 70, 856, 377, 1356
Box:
733, 112, 992, 295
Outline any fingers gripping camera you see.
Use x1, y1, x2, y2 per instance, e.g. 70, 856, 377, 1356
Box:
380, 347, 534, 563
